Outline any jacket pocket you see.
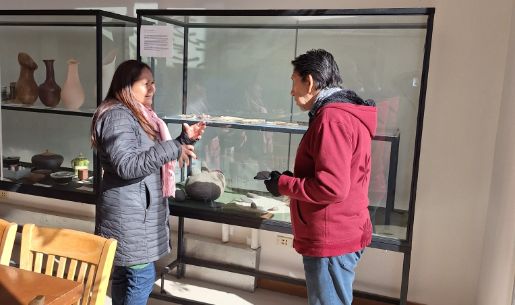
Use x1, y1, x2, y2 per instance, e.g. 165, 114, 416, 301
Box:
295, 201, 307, 225
140, 181, 150, 223
145, 182, 151, 210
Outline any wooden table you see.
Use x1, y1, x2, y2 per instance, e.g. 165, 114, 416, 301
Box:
0, 265, 83, 305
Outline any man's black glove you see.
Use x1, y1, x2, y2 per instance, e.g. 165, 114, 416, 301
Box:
264, 170, 282, 197
282, 170, 293, 177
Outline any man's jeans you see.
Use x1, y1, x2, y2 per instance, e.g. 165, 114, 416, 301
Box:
111, 263, 156, 305
303, 250, 364, 305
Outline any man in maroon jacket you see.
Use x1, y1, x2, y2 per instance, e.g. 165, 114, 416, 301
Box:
264, 49, 377, 305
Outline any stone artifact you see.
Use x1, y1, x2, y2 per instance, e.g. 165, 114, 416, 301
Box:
185, 167, 225, 202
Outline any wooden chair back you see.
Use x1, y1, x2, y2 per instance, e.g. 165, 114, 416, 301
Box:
20, 224, 117, 305
0, 218, 17, 266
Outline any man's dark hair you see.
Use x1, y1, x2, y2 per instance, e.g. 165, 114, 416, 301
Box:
291, 49, 343, 90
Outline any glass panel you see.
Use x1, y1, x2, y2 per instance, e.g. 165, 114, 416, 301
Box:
144, 12, 429, 241
141, 16, 184, 117
1, 111, 94, 192
185, 27, 294, 120
294, 26, 426, 240
0, 13, 137, 199
0, 19, 96, 112
101, 16, 137, 101
169, 122, 293, 222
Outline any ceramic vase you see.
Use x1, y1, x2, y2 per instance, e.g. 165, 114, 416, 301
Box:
61, 59, 85, 110
38, 60, 61, 107
15, 52, 38, 105
102, 50, 117, 99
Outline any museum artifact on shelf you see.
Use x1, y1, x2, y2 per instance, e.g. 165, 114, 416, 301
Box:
184, 166, 226, 202
49, 171, 74, 184
71, 153, 89, 177
31, 150, 63, 171
61, 59, 85, 110
38, 59, 61, 107
15, 52, 38, 105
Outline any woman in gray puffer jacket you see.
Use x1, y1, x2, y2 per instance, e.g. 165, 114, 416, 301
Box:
90, 60, 206, 305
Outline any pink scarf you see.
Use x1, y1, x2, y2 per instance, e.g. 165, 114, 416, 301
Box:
138, 104, 176, 198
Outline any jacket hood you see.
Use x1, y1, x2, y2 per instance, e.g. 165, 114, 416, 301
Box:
313, 89, 377, 137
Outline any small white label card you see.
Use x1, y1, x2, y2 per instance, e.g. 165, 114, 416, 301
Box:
140, 25, 174, 58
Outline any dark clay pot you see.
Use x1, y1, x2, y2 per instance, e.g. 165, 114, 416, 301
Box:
31, 150, 64, 171
38, 59, 61, 107
3, 156, 20, 167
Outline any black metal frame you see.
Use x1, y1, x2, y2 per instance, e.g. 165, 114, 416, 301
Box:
0, 10, 137, 204
137, 7, 434, 305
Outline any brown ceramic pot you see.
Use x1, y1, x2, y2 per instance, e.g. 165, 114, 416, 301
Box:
31, 150, 64, 171
15, 52, 38, 105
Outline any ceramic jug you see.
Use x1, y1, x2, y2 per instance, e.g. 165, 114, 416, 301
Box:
38, 59, 61, 107
61, 59, 85, 110
15, 52, 38, 105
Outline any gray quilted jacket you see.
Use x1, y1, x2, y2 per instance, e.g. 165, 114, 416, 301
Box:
94, 103, 182, 266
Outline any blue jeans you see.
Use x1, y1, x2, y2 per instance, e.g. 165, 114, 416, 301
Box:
303, 250, 364, 305
111, 263, 156, 305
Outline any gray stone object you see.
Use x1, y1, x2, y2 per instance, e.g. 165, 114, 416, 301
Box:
185, 169, 226, 202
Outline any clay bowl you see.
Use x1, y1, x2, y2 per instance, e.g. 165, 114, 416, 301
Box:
49, 171, 74, 184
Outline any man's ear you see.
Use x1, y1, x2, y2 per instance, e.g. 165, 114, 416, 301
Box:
307, 74, 316, 93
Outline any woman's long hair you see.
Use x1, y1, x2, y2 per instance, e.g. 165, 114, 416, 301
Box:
90, 60, 156, 148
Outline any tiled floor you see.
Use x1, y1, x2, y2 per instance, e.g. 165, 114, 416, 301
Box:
104, 275, 308, 305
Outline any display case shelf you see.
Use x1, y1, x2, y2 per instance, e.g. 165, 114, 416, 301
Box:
2, 102, 95, 117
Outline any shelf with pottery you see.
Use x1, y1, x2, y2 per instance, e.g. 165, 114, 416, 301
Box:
1, 156, 94, 203
1, 101, 96, 117
2, 151, 93, 189
0, 10, 137, 204
1, 167, 93, 192
1, 53, 91, 115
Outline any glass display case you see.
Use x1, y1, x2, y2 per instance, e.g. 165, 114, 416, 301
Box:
138, 8, 433, 305
139, 8, 432, 241
0, 10, 137, 203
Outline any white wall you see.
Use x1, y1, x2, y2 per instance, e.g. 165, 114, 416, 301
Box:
1, 1, 515, 305
476, 1, 515, 304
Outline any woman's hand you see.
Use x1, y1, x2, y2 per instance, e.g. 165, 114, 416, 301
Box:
183, 121, 206, 142
178, 144, 196, 168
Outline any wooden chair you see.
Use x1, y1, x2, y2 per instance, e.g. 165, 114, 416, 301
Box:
0, 218, 17, 266
20, 224, 117, 305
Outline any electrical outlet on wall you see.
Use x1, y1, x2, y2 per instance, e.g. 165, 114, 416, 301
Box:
0, 191, 8, 200
276, 235, 292, 247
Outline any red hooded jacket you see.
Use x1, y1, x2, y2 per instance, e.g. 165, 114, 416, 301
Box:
278, 100, 377, 257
